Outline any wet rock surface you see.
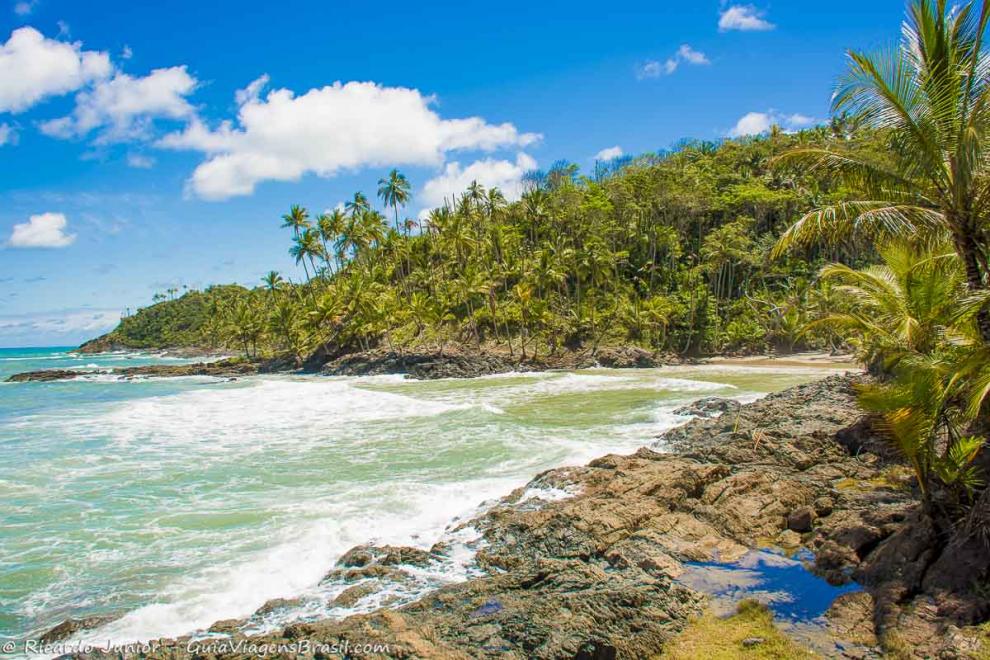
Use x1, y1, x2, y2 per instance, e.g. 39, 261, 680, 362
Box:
320, 346, 671, 380
39, 616, 119, 644
67, 374, 989, 658
672, 396, 742, 418
6, 358, 279, 382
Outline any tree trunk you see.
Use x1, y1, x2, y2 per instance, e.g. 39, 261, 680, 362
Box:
956, 230, 990, 342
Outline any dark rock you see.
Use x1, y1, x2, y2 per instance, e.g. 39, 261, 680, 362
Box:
331, 583, 378, 609
814, 496, 835, 517
336, 544, 431, 568
594, 346, 662, 369
673, 397, 742, 418
6, 369, 81, 382
7, 358, 265, 383
253, 597, 302, 617
206, 619, 241, 635
322, 350, 518, 380
787, 506, 817, 533
38, 615, 118, 644
742, 637, 765, 647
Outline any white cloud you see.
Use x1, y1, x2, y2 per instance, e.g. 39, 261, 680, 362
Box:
637, 61, 664, 79
677, 44, 710, 65
0, 309, 120, 346
158, 78, 541, 201
121, 44, 132, 60
13, 0, 37, 16
595, 146, 623, 161
638, 44, 709, 79
719, 5, 775, 32
0, 27, 110, 114
0, 122, 17, 146
420, 153, 536, 215
39, 66, 197, 142
728, 111, 817, 137
8, 212, 75, 248
126, 152, 154, 168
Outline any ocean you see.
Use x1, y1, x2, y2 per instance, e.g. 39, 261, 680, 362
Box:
0, 346, 845, 647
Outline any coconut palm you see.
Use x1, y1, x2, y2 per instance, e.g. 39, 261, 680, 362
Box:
281, 205, 311, 238
859, 354, 986, 510
317, 210, 347, 275
377, 169, 412, 233
345, 192, 371, 217
262, 271, 284, 296
773, 0, 990, 340
807, 239, 971, 370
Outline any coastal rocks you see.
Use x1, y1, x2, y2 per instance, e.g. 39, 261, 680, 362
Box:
7, 358, 262, 383
318, 345, 670, 380
70, 373, 989, 659
6, 369, 80, 382
38, 615, 118, 644
322, 350, 517, 380
593, 346, 664, 369
335, 544, 433, 569
787, 506, 817, 533
253, 597, 303, 617
673, 397, 742, 418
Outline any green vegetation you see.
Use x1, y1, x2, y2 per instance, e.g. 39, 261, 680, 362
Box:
774, 0, 990, 521
107, 123, 880, 361
89, 0, 990, 526
658, 600, 815, 660
84, 285, 249, 351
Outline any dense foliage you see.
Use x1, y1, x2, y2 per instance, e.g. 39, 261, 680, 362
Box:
87, 285, 248, 350
109, 127, 882, 362
777, 0, 990, 521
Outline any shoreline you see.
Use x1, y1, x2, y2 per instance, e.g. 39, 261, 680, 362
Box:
46, 372, 988, 659
5, 346, 857, 383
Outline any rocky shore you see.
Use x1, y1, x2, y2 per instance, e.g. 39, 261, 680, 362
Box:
7, 346, 672, 383
54, 374, 989, 658
5, 358, 264, 382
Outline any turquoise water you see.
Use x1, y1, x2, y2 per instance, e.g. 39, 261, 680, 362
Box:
0, 346, 848, 647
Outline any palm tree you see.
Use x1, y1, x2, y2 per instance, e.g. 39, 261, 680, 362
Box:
262, 271, 284, 296
773, 0, 990, 340
290, 229, 323, 282
345, 192, 371, 217
377, 169, 412, 233
281, 205, 311, 239
807, 240, 970, 371
317, 210, 346, 275
859, 354, 985, 511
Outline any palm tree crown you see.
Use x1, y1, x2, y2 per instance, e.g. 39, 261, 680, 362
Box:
774, 0, 990, 337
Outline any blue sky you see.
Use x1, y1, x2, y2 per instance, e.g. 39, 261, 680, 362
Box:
0, 0, 906, 347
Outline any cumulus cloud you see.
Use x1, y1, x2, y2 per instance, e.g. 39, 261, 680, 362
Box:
39, 65, 197, 142
718, 5, 775, 32
727, 111, 816, 137
638, 44, 709, 79
0, 26, 110, 113
594, 146, 623, 161
7, 212, 75, 248
158, 78, 541, 200
420, 153, 537, 215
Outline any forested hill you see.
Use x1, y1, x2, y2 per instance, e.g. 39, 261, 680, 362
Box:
82, 122, 873, 360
